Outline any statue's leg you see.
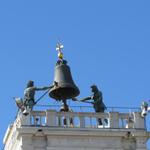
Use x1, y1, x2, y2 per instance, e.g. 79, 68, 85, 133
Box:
104, 118, 108, 124
28, 99, 35, 110
98, 118, 102, 125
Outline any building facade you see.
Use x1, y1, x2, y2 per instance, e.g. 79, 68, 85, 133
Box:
3, 109, 150, 150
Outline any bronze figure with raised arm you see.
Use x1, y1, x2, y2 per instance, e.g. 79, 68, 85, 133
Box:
24, 80, 57, 109
15, 80, 57, 115
73, 85, 107, 125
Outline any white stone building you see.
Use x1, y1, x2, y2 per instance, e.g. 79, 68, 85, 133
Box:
3, 109, 150, 150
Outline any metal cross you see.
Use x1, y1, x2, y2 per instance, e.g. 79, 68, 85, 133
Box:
56, 42, 64, 52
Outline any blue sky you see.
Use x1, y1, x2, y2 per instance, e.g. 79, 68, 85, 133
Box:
0, 0, 150, 148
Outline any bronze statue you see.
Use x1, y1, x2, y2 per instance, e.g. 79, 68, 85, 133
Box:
73, 85, 107, 125
15, 80, 57, 115
24, 80, 57, 109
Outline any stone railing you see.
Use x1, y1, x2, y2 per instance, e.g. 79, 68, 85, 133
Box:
19, 110, 146, 129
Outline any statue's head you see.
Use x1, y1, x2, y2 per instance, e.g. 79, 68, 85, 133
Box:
141, 101, 149, 117
27, 80, 34, 88
91, 84, 98, 92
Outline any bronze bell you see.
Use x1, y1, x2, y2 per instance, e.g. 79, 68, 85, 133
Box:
49, 60, 80, 100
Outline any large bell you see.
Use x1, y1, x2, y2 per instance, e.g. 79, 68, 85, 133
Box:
49, 60, 80, 100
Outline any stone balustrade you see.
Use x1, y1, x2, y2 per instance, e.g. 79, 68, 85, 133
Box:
18, 109, 146, 130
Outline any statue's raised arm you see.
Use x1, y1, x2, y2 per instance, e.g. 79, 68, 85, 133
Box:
23, 80, 57, 114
